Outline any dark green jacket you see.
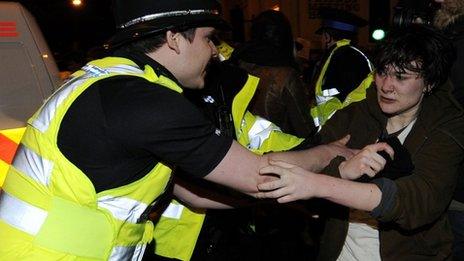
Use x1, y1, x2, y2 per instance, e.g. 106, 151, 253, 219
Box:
317, 81, 464, 260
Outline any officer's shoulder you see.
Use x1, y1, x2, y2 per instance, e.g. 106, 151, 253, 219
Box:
98, 75, 180, 95
336, 45, 366, 56
333, 45, 369, 62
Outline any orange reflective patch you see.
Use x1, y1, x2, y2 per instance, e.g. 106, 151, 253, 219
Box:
0, 133, 19, 164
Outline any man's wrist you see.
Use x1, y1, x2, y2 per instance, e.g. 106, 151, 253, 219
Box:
312, 145, 334, 171
308, 173, 330, 199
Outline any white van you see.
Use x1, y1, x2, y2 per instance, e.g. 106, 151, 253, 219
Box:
0, 1, 60, 130
0, 2, 60, 185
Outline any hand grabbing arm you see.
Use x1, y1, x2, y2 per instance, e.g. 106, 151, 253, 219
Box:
204, 136, 355, 195
256, 161, 382, 211
268, 135, 356, 172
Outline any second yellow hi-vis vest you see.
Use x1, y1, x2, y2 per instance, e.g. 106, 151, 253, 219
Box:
152, 74, 304, 261
0, 57, 179, 260
310, 39, 373, 128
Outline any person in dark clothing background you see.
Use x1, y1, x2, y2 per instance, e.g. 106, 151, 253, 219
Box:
191, 10, 318, 260
433, 0, 464, 259
230, 10, 316, 139
186, 41, 317, 260
310, 7, 373, 128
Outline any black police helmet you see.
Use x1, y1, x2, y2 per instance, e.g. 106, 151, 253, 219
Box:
107, 0, 229, 48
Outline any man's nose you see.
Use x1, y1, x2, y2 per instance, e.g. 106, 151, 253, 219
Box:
381, 77, 396, 92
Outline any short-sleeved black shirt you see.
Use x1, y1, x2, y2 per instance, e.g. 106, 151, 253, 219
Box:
57, 51, 233, 192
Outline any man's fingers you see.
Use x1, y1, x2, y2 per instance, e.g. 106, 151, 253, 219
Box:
371, 142, 395, 160
361, 153, 386, 174
362, 165, 376, 177
258, 180, 282, 191
277, 195, 296, 203
371, 153, 387, 170
260, 165, 287, 177
383, 144, 395, 160
255, 188, 288, 199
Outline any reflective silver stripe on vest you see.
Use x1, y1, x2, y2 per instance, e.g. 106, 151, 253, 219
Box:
12, 144, 53, 186
316, 88, 339, 105
31, 76, 86, 133
98, 196, 148, 224
349, 45, 373, 72
161, 202, 184, 219
109, 244, 146, 261
32, 64, 144, 133
0, 192, 47, 235
312, 117, 321, 129
322, 88, 340, 97
100, 64, 145, 75
0, 192, 148, 260
315, 95, 334, 105
247, 116, 281, 150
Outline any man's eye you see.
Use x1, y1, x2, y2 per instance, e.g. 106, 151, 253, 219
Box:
395, 73, 405, 80
376, 70, 386, 77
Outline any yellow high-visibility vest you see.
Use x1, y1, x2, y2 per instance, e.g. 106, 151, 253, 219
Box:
153, 73, 304, 261
0, 57, 180, 260
311, 39, 373, 128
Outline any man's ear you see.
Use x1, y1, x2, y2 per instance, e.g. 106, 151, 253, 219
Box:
166, 30, 181, 54
326, 33, 334, 45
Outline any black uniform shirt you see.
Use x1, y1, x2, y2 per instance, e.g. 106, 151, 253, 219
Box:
57, 51, 233, 192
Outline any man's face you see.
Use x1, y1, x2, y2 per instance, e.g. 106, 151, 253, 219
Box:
176, 27, 218, 89
375, 64, 428, 117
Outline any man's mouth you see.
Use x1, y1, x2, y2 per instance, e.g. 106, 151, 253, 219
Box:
379, 96, 395, 103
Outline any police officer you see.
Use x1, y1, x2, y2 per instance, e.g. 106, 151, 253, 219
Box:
0, 1, 355, 260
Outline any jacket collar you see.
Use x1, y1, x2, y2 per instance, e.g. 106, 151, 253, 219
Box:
419, 81, 464, 130
112, 49, 183, 88
365, 86, 387, 130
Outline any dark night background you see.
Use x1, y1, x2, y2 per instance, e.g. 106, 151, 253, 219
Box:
12, 0, 115, 71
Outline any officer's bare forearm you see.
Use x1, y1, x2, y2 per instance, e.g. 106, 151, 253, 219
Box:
205, 141, 275, 194
268, 144, 344, 172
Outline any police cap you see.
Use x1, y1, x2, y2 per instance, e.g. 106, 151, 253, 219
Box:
315, 7, 367, 35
